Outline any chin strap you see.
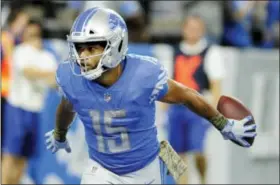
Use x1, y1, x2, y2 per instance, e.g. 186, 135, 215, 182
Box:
82, 67, 106, 80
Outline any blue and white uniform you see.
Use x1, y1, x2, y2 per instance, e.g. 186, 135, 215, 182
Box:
56, 54, 169, 184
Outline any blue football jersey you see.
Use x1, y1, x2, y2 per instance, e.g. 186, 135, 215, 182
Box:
56, 54, 169, 175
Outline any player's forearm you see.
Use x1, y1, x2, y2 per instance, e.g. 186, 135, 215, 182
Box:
54, 98, 75, 142
23, 67, 55, 81
45, 75, 57, 88
161, 79, 228, 130
181, 88, 227, 130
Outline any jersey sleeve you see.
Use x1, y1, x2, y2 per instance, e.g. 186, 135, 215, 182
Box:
56, 77, 67, 99
149, 62, 169, 103
55, 64, 69, 100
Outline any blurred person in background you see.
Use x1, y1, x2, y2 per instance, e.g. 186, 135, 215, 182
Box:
1, 7, 29, 151
120, 1, 153, 54
182, 1, 223, 44
119, 1, 150, 43
167, 15, 225, 184
1, 19, 57, 184
222, 1, 256, 47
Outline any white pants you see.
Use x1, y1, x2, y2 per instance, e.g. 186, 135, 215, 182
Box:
81, 156, 167, 184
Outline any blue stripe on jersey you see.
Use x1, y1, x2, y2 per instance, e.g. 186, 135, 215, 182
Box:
73, 8, 97, 32
157, 82, 168, 101
55, 74, 67, 99
150, 66, 169, 103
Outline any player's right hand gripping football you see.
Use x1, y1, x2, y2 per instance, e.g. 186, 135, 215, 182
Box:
45, 130, 72, 154
221, 116, 257, 147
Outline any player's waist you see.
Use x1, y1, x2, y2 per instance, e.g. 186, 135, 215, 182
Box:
86, 154, 162, 178
88, 141, 159, 175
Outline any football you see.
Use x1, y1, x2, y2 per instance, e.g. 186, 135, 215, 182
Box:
217, 95, 256, 147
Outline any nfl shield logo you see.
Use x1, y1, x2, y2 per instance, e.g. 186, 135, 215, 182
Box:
104, 93, 111, 102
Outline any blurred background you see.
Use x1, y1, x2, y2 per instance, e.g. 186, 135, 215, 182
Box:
1, 0, 279, 184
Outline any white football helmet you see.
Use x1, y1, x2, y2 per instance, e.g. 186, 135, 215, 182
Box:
67, 7, 128, 80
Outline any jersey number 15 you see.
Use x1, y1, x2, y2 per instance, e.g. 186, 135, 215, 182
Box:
89, 110, 131, 153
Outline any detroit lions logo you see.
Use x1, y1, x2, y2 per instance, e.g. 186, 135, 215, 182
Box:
109, 14, 127, 31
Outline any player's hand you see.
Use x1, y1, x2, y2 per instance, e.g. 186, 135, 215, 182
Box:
45, 130, 72, 154
221, 116, 257, 147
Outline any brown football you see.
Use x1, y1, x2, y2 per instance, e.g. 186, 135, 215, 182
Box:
217, 95, 256, 146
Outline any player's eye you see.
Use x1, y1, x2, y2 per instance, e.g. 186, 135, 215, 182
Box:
75, 45, 84, 53
75, 43, 90, 52
78, 48, 85, 54
89, 46, 97, 51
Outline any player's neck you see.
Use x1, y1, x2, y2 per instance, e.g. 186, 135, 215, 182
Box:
95, 63, 123, 88
184, 39, 200, 46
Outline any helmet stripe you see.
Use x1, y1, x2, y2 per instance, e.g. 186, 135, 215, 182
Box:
73, 8, 95, 32
82, 8, 99, 32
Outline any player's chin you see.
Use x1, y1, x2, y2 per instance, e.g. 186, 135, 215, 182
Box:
82, 66, 97, 72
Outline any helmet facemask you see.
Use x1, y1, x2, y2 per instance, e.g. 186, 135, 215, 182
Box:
68, 39, 111, 80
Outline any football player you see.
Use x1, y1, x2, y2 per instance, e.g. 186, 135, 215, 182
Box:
45, 8, 257, 184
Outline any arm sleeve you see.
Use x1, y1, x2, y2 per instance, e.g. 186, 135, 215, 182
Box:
57, 86, 68, 99
55, 66, 69, 99
149, 63, 169, 103
204, 45, 226, 81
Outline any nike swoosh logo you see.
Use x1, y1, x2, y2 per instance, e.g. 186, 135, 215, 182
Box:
145, 179, 155, 185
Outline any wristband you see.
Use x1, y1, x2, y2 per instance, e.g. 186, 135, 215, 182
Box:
53, 128, 68, 142
210, 114, 228, 131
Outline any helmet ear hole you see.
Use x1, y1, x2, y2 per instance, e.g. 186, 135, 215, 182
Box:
89, 30, 95, 34
118, 40, 123, 52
